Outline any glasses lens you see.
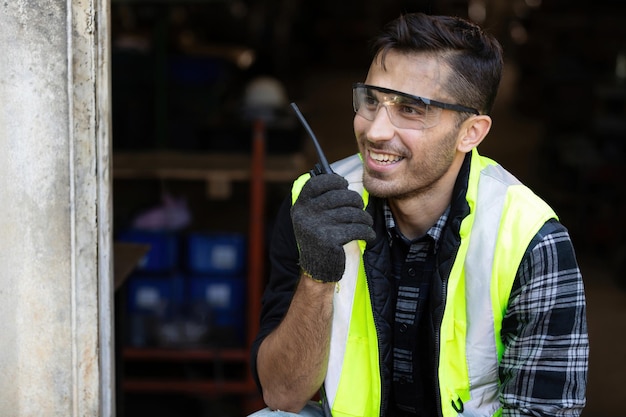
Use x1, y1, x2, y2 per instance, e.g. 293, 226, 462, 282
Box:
353, 85, 443, 129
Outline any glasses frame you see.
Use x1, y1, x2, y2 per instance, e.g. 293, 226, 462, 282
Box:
352, 83, 480, 118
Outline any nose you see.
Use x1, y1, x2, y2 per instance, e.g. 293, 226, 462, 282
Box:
366, 104, 396, 142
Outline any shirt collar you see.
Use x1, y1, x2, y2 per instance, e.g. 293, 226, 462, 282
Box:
383, 200, 450, 248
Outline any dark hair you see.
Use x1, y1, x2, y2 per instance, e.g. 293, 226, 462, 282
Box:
370, 13, 503, 115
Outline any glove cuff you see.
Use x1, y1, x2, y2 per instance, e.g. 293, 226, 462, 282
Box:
299, 247, 345, 283
301, 269, 331, 284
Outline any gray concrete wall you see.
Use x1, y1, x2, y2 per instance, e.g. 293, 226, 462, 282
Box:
0, 0, 113, 416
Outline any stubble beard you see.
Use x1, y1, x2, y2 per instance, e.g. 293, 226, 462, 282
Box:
361, 128, 459, 201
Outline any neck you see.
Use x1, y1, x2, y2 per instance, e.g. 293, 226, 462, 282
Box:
388, 188, 451, 240
388, 154, 464, 239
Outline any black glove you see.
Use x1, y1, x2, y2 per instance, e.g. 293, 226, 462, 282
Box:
291, 173, 376, 282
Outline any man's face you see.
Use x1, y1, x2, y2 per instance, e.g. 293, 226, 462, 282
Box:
354, 51, 466, 201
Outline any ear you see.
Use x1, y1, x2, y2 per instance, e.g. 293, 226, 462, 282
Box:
457, 115, 492, 153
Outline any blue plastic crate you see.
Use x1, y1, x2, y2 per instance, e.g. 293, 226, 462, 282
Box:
186, 232, 246, 276
126, 274, 185, 316
125, 274, 185, 347
118, 229, 179, 272
186, 276, 245, 346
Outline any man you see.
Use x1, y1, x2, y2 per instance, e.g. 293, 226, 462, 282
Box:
249, 12, 588, 417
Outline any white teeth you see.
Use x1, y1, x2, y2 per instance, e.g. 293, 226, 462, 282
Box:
370, 150, 402, 164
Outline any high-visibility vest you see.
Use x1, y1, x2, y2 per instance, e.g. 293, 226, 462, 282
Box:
291, 149, 557, 417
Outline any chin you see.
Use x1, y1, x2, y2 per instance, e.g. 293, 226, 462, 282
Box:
363, 174, 397, 199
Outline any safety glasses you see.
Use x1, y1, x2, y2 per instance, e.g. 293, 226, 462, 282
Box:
352, 83, 479, 130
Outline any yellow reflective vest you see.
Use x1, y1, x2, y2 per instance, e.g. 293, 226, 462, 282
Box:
291, 149, 557, 417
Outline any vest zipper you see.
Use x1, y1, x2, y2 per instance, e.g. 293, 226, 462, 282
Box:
434, 247, 458, 417
364, 263, 387, 417
434, 280, 445, 417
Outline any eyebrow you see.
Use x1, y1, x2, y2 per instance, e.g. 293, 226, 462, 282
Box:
367, 87, 426, 105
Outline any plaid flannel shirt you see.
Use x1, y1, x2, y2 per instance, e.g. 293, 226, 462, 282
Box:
383, 202, 589, 416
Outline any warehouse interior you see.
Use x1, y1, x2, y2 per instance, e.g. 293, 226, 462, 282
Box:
110, 0, 626, 416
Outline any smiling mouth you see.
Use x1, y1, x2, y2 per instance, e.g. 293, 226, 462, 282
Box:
369, 150, 403, 165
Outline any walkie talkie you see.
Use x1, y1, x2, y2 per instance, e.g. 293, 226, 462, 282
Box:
290, 102, 335, 176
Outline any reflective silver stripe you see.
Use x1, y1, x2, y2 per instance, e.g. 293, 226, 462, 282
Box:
332, 154, 364, 193
463, 164, 520, 415
324, 154, 364, 407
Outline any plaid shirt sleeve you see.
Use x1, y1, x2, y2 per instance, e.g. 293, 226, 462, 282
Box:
499, 219, 589, 417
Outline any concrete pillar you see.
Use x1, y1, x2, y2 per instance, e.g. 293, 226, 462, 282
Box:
0, 1, 113, 416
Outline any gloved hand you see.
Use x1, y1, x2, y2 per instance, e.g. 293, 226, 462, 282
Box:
291, 173, 376, 282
